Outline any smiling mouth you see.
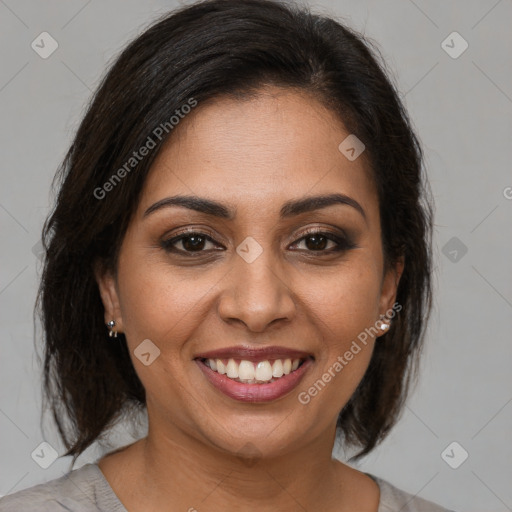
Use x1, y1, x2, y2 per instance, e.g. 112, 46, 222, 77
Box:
196, 356, 313, 384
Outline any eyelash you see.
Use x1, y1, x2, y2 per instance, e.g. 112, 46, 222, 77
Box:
160, 227, 357, 256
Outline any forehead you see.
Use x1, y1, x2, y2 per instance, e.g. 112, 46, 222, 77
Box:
140, 87, 377, 220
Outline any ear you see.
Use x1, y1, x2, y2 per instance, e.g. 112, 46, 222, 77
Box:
94, 260, 124, 333
378, 254, 405, 319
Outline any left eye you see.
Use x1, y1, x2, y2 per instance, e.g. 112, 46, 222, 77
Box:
291, 232, 346, 252
161, 230, 354, 255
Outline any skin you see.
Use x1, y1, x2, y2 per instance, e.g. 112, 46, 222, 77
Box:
95, 86, 404, 512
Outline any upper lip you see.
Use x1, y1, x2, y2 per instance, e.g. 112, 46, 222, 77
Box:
194, 345, 314, 362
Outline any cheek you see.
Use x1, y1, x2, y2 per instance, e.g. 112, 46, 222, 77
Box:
117, 247, 383, 354
114, 256, 216, 410
303, 262, 382, 345
118, 272, 185, 344
298, 263, 382, 405
115, 250, 222, 360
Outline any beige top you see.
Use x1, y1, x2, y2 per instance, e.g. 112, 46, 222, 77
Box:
0, 463, 455, 511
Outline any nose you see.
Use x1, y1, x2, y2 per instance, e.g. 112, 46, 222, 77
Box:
217, 247, 296, 333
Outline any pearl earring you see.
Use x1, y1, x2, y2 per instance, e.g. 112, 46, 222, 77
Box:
379, 317, 390, 331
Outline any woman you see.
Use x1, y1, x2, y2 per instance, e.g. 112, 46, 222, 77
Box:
0, 0, 454, 510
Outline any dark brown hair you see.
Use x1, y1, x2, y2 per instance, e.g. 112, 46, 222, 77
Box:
37, 0, 433, 466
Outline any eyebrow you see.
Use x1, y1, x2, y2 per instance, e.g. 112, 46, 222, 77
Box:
143, 193, 367, 222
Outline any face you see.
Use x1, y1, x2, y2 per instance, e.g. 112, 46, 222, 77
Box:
96, 87, 403, 460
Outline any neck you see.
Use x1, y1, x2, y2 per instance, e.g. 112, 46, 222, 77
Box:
133, 421, 365, 512
98, 419, 380, 512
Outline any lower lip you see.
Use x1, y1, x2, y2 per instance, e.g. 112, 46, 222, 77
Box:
195, 358, 313, 403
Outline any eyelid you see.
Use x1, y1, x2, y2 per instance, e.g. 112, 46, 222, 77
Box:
166, 226, 219, 240
295, 225, 347, 240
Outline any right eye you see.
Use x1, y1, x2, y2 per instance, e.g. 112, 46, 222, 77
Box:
160, 231, 223, 255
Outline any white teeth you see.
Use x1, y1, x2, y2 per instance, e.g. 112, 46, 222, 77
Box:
255, 361, 273, 381
238, 360, 255, 380
205, 357, 305, 383
272, 359, 284, 378
216, 359, 226, 374
226, 358, 238, 378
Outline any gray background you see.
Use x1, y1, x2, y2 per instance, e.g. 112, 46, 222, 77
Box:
1, 1, 511, 511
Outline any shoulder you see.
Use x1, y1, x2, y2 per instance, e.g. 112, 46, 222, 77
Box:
368, 474, 456, 512
0, 463, 125, 512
